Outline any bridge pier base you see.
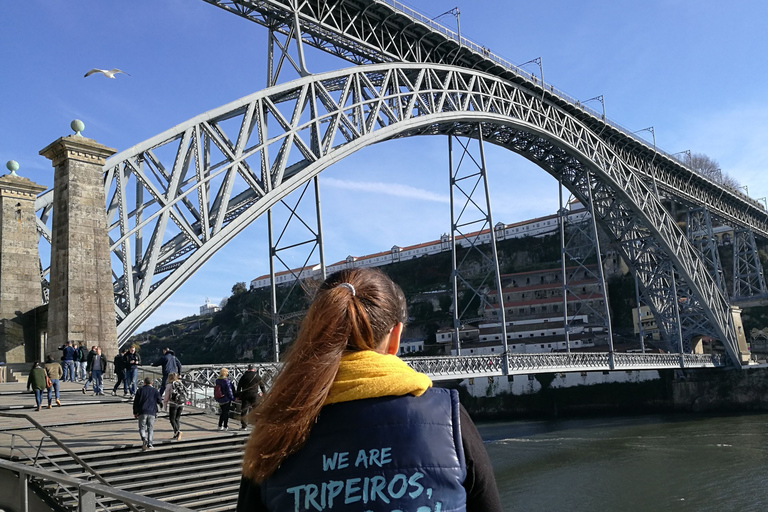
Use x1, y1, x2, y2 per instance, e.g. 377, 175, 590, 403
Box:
40, 132, 118, 362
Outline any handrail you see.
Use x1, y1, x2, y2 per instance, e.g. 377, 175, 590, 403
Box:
0, 410, 141, 512
0, 458, 193, 512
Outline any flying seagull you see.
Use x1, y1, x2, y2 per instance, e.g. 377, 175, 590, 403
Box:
84, 68, 130, 79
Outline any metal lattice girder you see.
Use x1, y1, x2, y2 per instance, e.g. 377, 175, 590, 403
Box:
202, 1, 768, 240
267, 177, 326, 361
30, 63, 741, 368
732, 228, 767, 300
448, 129, 507, 356
686, 207, 726, 294
559, 202, 612, 344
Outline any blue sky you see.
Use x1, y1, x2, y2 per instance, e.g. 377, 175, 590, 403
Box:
2, 1, 768, 333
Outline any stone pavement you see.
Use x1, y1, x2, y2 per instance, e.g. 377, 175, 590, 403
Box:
0, 379, 240, 460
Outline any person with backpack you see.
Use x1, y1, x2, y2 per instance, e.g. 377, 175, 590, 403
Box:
214, 368, 235, 431
162, 372, 187, 440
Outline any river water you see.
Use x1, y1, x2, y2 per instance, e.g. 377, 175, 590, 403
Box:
479, 413, 768, 512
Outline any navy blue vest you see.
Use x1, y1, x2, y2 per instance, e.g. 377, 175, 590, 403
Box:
261, 388, 467, 512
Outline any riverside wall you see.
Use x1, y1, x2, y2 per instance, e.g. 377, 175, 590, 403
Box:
452, 366, 768, 420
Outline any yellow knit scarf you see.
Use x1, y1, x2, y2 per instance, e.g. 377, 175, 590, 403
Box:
324, 350, 432, 405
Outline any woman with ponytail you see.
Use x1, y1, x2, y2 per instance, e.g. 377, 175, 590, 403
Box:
237, 268, 501, 512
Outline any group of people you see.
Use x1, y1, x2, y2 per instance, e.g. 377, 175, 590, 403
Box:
56, 340, 89, 382
130, 363, 264, 450
213, 365, 266, 431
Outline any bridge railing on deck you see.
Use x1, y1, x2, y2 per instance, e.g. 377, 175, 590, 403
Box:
161, 352, 727, 391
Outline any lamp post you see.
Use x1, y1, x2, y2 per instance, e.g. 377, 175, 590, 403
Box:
581, 95, 605, 119
671, 149, 691, 165
519, 57, 544, 100
757, 197, 767, 209
632, 126, 660, 198
736, 184, 749, 196
432, 8, 461, 64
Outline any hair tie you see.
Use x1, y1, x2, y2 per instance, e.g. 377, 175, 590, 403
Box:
338, 283, 356, 296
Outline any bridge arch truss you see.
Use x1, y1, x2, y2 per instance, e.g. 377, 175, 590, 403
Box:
40, 63, 752, 365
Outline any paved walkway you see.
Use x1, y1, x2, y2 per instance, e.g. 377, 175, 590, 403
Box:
0, 380, 242, 460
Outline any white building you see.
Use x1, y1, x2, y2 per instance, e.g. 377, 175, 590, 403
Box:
199, 298, 220, 316
250, 203, 588, 290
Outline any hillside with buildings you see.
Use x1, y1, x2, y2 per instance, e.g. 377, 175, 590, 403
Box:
129, 204, 768, 367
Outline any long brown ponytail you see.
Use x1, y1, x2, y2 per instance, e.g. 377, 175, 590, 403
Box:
242, 268, 406, 483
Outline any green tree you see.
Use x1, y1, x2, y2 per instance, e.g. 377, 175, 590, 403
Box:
231, 282, 247, 296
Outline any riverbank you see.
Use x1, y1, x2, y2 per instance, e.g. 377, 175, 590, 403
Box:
448, 366, 768, 420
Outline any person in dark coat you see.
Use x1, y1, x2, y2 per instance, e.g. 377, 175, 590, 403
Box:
133, 377, 162, 450
86, 347, 107, 396
58, 341, 76, 382
152, 348, 182, 392
112, 348, 128, 396
235, 365, 267, 429
124, 345, 141, 397
81, 346, 98, 394
26, 361, 48, 412
215, 368, 236, 431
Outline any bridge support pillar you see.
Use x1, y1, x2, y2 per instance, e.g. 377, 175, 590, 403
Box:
730, 306, 751, 363
0, 166, 46, 363
40, 132, 118, 362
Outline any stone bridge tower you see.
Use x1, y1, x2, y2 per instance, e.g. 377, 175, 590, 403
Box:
40, 122, 118, 362
0, 161, 46, 363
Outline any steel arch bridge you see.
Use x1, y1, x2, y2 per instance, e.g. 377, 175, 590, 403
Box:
32, 1, 768, 372
31, 62, 752, 365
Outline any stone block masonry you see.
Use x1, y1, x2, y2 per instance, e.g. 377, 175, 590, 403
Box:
0, 173, 46, 363
40, 135, 118, 362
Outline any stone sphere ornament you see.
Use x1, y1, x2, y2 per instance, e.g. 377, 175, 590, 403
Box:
71, 119, 85, 136
6, 160, 19, 176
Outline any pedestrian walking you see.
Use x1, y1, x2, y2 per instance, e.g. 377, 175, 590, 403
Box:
237, 268, 502, 512
76, 343, 89, 381
235, 365, 266, 430
81, 346, 97, 393
162, 373, 187, 441
214, 368, 235, 431
112, 348, 128, 396
26, 361, 48, 412
125, 345, 141, 397
58, 341, 76, 382
152, 348, 182, 392
87, 347, 107, 396
133, 377, 162, 450
44, 355, 63, 408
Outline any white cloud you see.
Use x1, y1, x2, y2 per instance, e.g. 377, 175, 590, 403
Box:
322, 177, 449, 203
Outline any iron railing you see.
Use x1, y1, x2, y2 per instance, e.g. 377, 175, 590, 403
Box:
0, 458, 192, 512
0, 411, 138, 512
168, 352, 728, 387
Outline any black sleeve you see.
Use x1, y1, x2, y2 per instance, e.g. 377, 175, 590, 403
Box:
237, 476, 268, 512
460, 404, 503, 512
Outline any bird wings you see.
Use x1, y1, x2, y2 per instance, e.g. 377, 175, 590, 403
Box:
84, 68, 131, 78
